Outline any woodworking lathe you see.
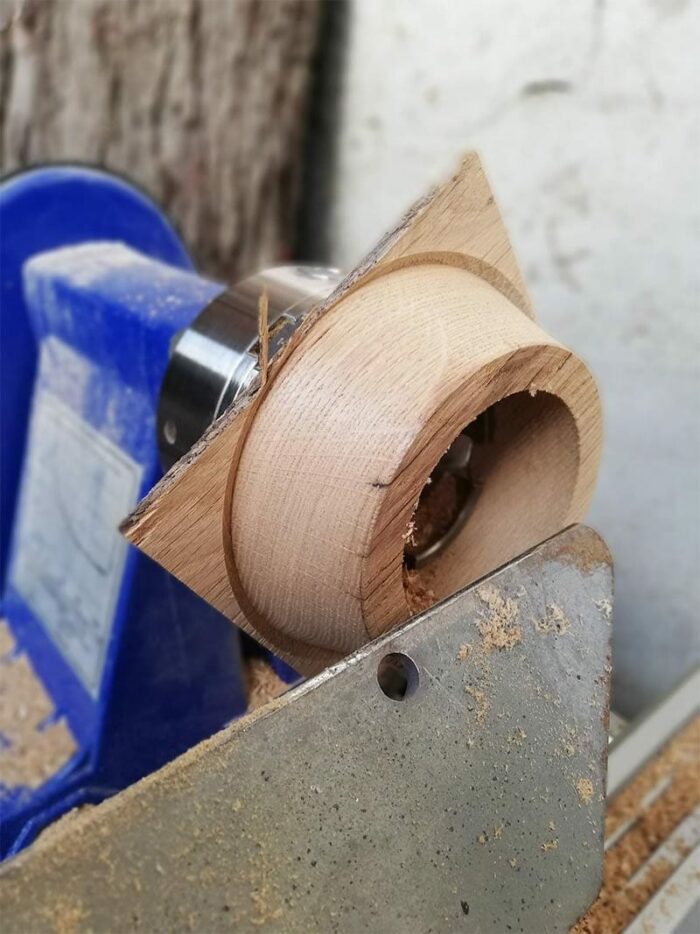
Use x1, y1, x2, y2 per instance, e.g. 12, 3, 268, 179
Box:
0, 163, 697, 933
0, 167, 317, 857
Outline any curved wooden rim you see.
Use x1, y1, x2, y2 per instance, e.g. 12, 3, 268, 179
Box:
220, 252, 521, 661
221, 394, 343, 668
221, 257, 601, 668
361, 343, 601, 639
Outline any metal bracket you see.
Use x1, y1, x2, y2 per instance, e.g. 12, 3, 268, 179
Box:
0, 525, 613, 933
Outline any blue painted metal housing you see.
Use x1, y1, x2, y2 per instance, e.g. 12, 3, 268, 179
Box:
0, 167, 193, 601
0, 171, 250, 857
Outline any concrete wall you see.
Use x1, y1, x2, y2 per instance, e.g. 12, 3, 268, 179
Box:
327, 0, 700, 715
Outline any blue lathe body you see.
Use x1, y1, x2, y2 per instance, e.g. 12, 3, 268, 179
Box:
0, 168, 265, 857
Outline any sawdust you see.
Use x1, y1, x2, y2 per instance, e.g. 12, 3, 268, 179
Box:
403, 565, 436, 616
34, 805, 94, 848
533, 603, 571, 635
407, 471, 459, 555
542, 839, 558, 852
572, 715, 700, 933
465, 685, 489, 724
594, 598, 613, 621
0, 720, 77, 789
245, 658, 287, 712
476, 584, 522, 651
453, 585, 523, 728
0, 655, 54, 736
0, 633, 77, 790
549, 526, 611, 575
246, 830, 286, 926
402, 518, 416, 546
575, 776, 594, 805
604, 716, 699, 838
43, 897, 89, 934
0, 619, 15, 658
403, 468, 459, 613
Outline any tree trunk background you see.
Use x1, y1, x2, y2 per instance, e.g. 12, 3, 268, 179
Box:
0, 0, 322, 280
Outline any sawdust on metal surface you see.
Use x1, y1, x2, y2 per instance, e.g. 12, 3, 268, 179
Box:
533, 603, 571, 635
475, 584, 522, 651
464, 685, 489, 724
45, 897, 89, 934
455, 583, 525, 729
550, 526, 611, 575
575, 776, 594, 805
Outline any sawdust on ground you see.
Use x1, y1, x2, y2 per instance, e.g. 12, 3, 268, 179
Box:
0, 620, 77, 790
572, 715, 700, 933
0, 619, 15, 658
245, 657, 287, 712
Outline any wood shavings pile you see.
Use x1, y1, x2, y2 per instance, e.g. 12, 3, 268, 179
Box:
572, 715, 700, 933
0, 620, 15, 657
403, 469, 459, 614
0, 620, 77, 790
403, 566, 436, 616
407, 472, 459, 555
244, 657, 287, 712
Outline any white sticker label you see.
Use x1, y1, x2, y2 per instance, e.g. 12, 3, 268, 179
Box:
11, 391, 142, 697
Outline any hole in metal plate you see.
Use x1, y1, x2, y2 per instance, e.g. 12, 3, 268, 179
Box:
377, 652, 420, 701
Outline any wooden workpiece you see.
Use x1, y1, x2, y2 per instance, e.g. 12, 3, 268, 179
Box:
122, 154, 602, 675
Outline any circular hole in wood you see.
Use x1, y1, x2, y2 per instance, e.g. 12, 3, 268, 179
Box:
377, 652, 420, 701
404, 390, 579, 613
404, 410, 494, 570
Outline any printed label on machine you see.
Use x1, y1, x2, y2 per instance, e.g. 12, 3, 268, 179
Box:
11, 391, 142, 697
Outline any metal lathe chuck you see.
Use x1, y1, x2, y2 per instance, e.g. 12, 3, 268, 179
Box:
157, 265, 342, 470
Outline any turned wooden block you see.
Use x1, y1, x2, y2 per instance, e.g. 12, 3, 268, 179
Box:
123, 154, 601, 675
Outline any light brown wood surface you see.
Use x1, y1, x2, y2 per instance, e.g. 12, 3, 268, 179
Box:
123, 154, 602, 675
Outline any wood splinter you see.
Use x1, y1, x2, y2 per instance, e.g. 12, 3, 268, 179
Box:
257, 289, 269, 388
122, 153, 602, 676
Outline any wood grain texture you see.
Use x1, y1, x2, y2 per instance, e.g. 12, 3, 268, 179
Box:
0, 0, 321, 280
123, 154, 602, 674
